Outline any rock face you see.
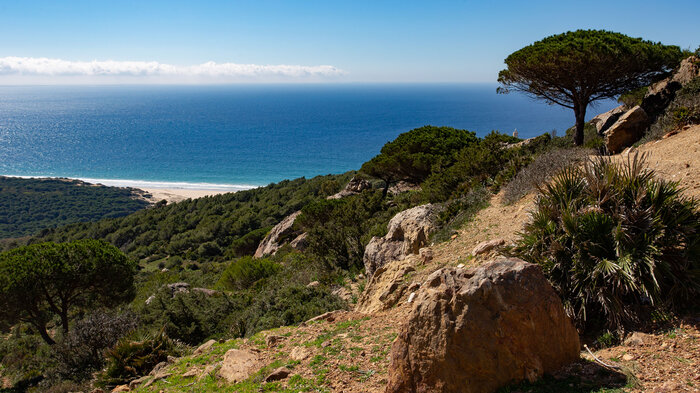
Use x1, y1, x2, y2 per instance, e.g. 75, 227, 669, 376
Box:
356, 256, 417, 313
643, 56, 700, 120
386, 258, 580, 393
388, 180, 421, 195
218, 349, 259, 383
364, 204, 440, 277
254, 211, 302, 258
327, 176, 372, 199
604, 106, 650, 153
591, 105, 626, 134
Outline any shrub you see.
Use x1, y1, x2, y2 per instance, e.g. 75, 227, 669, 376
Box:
227, 226, 271, 257
51, 311, 139, 382
502, 147, 592, 204
512, 154, 700, 331
140, 288, 248, 345
217, 256, 281, 290
101, 330, 177, 386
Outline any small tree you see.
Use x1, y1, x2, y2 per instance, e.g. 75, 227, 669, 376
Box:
0, 239, 136, 344
360, 125, 479, 194
498, 30, 683, 146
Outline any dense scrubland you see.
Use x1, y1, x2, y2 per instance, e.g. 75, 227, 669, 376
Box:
1, 33, 698, 393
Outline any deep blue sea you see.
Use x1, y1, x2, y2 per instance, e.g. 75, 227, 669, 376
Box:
0, 84, 616, 189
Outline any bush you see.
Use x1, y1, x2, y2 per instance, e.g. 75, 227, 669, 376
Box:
52, 311, 139, 382
218, 256, 281, 290
140, 288, 248, 345
502, 147, 592, 204
227, 226, 271, 257
101, 330, 177, 386
512, 154, 700, 331
240, 285, 346, 336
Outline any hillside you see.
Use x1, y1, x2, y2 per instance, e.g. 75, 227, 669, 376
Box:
126, 125, 700, 393
0, 177, 150, 239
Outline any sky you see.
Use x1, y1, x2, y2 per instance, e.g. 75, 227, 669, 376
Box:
0, 0, 698, 84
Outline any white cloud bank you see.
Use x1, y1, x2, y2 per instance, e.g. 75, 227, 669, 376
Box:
0, 57, 345, 83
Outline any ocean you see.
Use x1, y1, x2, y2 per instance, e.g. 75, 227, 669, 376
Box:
0, 84, 616, 189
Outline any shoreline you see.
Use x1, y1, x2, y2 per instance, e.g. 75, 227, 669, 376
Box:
1, 174, 258, 204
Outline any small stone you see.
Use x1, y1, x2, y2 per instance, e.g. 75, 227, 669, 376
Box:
266, 335, 285, 347
182, 368, 200, 378
307, 281, 320, 288
450, 234, 458, 240
111, 385, 130, 393
456, 263, 465, 268
290, 346, 311, 361
624, 332, 646, 347
265, 367, 291, 382
622, 354, 634, 361
193, 339, 217, 356
407, 292, 416, 303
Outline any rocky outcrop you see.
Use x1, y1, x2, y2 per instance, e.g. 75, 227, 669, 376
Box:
386, 258, 580, 393
254, 211, 302, 258
356, 256, 417, 313
364, 204, 440, 277
218, 349, 260, 383
327, 176, 372, 199
642, 56, 700, 120
604, 105, 650, 153
388, 181, 421, 195
591, 105, 626, 134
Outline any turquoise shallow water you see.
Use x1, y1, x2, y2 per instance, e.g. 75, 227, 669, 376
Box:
0, 84, 616, 189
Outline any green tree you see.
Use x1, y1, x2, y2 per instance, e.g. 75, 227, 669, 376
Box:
360, 125, 478, 194
498, 30, 683, 146
0, 240, 136, 344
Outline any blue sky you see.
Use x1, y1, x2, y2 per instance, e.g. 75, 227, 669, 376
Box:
0, 0, 698, 83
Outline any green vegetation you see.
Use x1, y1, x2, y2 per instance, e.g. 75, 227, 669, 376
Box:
498, 29, 683, 145
512, 154, 700, 331
0, 176, 149, 239
0, 239, 136, 344
14, 173, 352, 263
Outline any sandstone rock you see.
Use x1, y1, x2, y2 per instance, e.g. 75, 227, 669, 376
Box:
111, 385, 129, 393
149, 361, 169, 376
407, 292, 416, 303
167, 282, 190, 295
472, 238, 506, 256
418, 247, 433, 263
591, 105, 626, 134
192, 287, 218, 296
328, 176, 372, 199
182, 368, 200, 378
129, 375, 150, 390
642, 56, 700, 119
266, 335, 285, 347
388, 181, 421, 195
289, 232, 308, 251
304, 310, 345, 324
290, 346, 311, 361
193, 339, 217, 356
218, 349, 259, 383
624, 332, 647, 347
386, 258, 580, 393
357, 256, 417, 313
306, 281, 320, 288
90, 389, 105, 393
254, 211, 302, 258
264, 367, 291, 382
604, 106, 650, 154
197, 362, 221, 382
364, 204, 440, 277
331, 286, 354, 303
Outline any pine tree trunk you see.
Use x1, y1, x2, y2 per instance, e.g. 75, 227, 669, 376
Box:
573, 102, 587, 146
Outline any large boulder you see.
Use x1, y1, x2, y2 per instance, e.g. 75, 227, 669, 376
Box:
386, 258, 580, 393
642, 56, 700, 120
218, 349, 259, 383
364, 204, 440, 277
327, 176, 372, 199
356, 255, 417, 313
591, 105, 626, 134
254, 211, 302, 258
604, 105, 650, 153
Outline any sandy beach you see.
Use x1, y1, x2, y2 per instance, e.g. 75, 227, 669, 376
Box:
140, 188, 232, 204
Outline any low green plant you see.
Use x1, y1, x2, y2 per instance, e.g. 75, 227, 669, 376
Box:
217, 256, 281, 290
100, 330, 177, 387
512, 153, 700, 331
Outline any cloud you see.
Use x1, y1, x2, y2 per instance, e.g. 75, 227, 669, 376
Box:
0, 57, 345, 81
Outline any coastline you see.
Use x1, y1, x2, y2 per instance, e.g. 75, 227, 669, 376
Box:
1, 174, 257, 204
